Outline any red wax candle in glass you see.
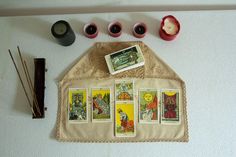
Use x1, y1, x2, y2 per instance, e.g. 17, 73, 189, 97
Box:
159, 15, 180, 41
133, 22, 147, 38
108, 21, 122, 37
83, 23, 98, 38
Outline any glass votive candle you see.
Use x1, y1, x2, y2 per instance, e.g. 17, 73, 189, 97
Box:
133, 22, 147, 38
83, 23, 98, 38
108, 21, 122, 37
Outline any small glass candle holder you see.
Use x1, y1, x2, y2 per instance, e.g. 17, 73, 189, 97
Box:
159, 15, 180, 41
51, 20, 76, 46
108, 21, 122, 37
83, 23, 98, 38
133, 22, 147, 38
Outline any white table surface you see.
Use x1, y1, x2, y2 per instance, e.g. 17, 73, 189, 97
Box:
0, 10, 236, 157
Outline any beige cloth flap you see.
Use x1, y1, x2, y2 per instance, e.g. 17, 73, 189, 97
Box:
56, 41, 189, 142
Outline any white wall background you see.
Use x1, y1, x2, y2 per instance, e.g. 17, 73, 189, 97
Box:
0, 6, 236, 157
1, 0, 236, 16
1, 0, 236, 8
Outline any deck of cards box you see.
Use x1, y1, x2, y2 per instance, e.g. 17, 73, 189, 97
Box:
56, 41, 189, 142
105, 45, 145, 75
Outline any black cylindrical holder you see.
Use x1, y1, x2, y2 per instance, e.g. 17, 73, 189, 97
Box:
51, 20, 76, 46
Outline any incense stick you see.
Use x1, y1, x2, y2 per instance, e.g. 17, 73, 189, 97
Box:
17, 46, 42, 116
8, 49, 36, 117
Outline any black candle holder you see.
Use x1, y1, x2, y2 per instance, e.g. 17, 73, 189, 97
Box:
51, 20, 76, 46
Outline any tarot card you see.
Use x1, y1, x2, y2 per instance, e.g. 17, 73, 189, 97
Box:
139, 89, 159, 123
105, 45, 145, 75
68, 88, 88, 123
92, 88, 111, 122
161, 89, 180, 124
115, 80, 134, 101
115, 102, 136, 137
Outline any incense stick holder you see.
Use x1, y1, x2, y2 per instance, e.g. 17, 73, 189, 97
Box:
33, 58, 46, 119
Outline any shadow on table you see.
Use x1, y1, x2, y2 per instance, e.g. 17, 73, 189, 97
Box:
70, 17, 109, 36
68, 19, 85, 37
49, 120, 57, 140
128, 13, 161, 38
90, 17, 109, 35
115, 18, 133, 36
11, 51, 36, 116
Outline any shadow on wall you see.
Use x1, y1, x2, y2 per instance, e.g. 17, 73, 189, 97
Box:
9, 17, 54, 43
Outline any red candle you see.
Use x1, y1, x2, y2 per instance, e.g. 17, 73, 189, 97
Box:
83, 23, 98, 38
159, 15, 180, 41
108, 21, 122, 37
133, 22, 147, 38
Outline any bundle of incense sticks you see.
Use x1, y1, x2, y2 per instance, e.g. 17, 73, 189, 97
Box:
8, 46, 42, 117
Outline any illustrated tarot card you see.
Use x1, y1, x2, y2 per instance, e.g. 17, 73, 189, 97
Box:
68, 88, 88, 123
161, 89, 180, 124
115, 102, 136, 137
139, 89, 159, 123
92, 88, 111, 122
115, 80, 134, 101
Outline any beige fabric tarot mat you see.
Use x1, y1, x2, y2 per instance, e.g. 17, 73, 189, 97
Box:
56, 41, 189, 142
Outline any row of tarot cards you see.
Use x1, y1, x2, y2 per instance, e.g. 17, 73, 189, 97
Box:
68, 80, 180, 137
